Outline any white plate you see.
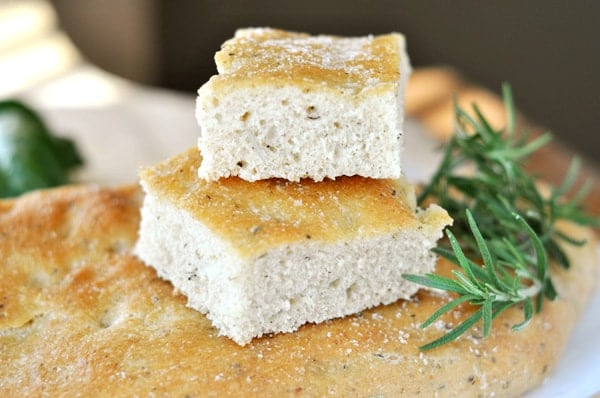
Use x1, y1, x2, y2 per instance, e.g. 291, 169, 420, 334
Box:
27, 68, 600, 397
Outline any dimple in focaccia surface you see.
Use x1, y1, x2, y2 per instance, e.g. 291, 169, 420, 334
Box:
210, 27, 405, 94
139, 147, 446, 259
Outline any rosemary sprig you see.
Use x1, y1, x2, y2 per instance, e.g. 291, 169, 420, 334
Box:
404, 84, 599, 351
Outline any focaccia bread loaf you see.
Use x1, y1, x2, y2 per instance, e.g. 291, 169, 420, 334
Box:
196, 28, 411, 182
135, 147, 451, 345
0, 183, 596, 397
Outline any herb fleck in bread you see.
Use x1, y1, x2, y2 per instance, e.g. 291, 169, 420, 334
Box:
196, 28, 411, 182
134, 147, 451, 345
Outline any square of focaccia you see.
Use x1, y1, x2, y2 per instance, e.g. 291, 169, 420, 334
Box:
195, 28, 411, 182
134, 148, 450, 345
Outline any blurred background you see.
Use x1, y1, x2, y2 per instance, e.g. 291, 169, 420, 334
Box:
46, 0, 599, 164
1, 0, 598, 164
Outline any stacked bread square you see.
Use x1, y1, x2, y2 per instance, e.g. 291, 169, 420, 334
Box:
135, 28, 451, 345
196, 28, 411, 182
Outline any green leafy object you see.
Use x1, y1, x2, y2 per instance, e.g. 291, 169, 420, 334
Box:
0, 100, 83, 198
405, 84, 599, 351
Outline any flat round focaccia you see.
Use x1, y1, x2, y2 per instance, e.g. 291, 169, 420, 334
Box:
0, 184, 596, 397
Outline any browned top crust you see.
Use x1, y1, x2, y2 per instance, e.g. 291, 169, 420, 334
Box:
139, 147, 450, 258
208, 27, 406, 94
0, 184, 596, 397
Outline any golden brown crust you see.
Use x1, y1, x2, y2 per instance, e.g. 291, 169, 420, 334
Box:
0, 184, 596, 397
209, 28, 405, 95
140, 147, 450, 258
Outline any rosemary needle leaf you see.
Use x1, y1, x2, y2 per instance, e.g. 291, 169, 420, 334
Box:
466, 210, 501, 287
503, 83, 516, 137
402, 273, 470, 295
420, 310, 483, 351
454, 101, 479, 131
545, 239, 571, 269
451, 269, 484, 296
491, 300, 517, 322
419, 294, 476, 329
554, 230, 587, 247
512, 298, 534, 331
473, 104, 497, 139
555, 157, 581, 196
513, 212, 548, 281
432, 247, 489, 282
543, 278, 558, 301
482, 299, 493, 337
446, 229, 481, 288
569, 179, 593, 207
